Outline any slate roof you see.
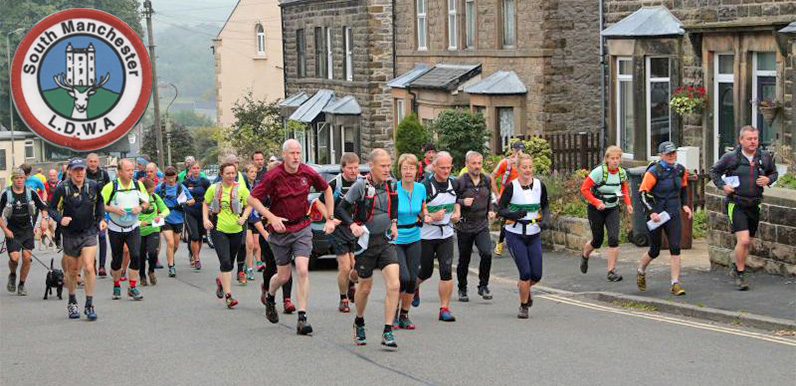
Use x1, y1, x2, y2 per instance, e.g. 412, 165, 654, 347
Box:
780, 22, 796, 34
407, 64, 482, 91
387, 65, 430, 89
288, 89, 334, 123
601, 6, 685, 38
322, 95, 362, 115
279, 91, 309, 108
464, 71, 526, 95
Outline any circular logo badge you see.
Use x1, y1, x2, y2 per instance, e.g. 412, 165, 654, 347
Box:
11, 8, 151, 151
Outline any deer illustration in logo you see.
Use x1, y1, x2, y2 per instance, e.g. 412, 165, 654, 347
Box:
52, 72, 110, 119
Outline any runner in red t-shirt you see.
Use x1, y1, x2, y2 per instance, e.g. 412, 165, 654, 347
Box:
248, 139, 335, 335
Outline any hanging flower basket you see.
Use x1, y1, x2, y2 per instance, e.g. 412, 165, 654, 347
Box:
670, 86, 706, 115
755, 99, 781, 126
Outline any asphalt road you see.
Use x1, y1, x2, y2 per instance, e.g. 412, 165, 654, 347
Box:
1, 243, 795, 386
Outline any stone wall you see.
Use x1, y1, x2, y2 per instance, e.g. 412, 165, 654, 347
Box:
705, 185, 796, 276
542, 216, 592, 251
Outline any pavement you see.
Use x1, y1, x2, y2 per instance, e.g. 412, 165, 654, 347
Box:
1, 238, 795, 385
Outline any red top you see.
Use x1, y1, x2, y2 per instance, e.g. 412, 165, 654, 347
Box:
580, 169, 632, 208
252, 163, 329, 233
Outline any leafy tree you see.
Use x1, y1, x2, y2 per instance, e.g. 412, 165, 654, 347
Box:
141, 119, 195, 167
395, 113, 429, 160
228, 92, 285, 160
430, 109, 490, 169
171, 110, 213, 129
508, 136, 553, 176
192, 126, 221, 165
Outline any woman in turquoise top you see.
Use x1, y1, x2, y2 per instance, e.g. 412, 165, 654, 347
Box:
394, 154, 428, 330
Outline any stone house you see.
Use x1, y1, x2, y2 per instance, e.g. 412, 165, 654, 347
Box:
391, 0, 602, 153
279, 0, 394, 163
601, 1, 795, 170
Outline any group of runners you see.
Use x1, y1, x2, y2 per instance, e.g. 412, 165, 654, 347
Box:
1, 124, 779, 349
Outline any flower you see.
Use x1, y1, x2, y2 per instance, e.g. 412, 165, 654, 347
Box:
670, 85, 707, 115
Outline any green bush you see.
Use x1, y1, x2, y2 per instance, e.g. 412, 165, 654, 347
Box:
508, 137, 552, 176
776, 173, 796, 190
545, 170, 588, 219
431, 109, 490, 169
692, 209, 707, 239
395, 114, 430, 160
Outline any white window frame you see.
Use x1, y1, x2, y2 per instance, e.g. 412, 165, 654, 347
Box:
256, 24, 265, 56
645, 56, 671, 159
24, 140, 35, 159
396, 98, 406, 124
344, 26, 353, 82
448, 0, 458, 50
615, 57, 634, 159
326, 27, 333, 80
751, 51, 777, 130
714, 53, 734, 162
417, 0, 427, 51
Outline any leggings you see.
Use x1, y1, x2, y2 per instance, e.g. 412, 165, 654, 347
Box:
648, 213, 681, 258
419, 237, 454, 281
98, 230, 107, 267
259, 234, 293, 300
138, 232, 159, 276
184, 210, 205, 241
211, 230, 243, 272
396, 241, 421, 294
505, 231, 543, 282
587, 205, 621, 249
236, 229, 247, 272
456, 228, 492, 290
109, 228, 141, 271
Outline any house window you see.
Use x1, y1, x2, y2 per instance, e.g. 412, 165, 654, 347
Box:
326, 28, 334, 80
417, 0, 428, 50
501, 0, 515, 48
0, 149, 6, 170
296, 29, 306, 78
616, 57, 634, 158
343, 126, 356, 152
396, 99, 406, 124
317, 123, 330, 165
25, 140, 35, 159
256, 24, 265, 55
752, 52, 777, 147
448, 0, 458, 50
715, 53, 734, 160
646, 57, 671, 158
497, 107, 514, 153
314, 27, 325, 78
344, 26, 353, 81
465, 0, 475, 49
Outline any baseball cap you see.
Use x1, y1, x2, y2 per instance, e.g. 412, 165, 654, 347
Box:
11, 168, 25, 178
658, 141, 677, 155
68, 158, 87, 170
136, 157, 148, 166
511, 141, 526, 150
422, 144, 436, 153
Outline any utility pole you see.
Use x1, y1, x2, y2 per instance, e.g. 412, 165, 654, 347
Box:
144, 0, 165, 168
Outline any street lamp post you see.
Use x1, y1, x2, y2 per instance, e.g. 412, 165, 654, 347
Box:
7, 27, 25, 168
158, 82, 178, 165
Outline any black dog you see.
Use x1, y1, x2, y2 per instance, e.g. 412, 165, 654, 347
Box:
44, 258, 64, 300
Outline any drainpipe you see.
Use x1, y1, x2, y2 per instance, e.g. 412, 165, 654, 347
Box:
281, 4, 288, 100
392, 0, 397, 79
599, 0, 606, 151
407, 86, 418, 115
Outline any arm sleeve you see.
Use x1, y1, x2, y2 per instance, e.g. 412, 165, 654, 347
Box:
485, 176, 498, 212
764, 154, 779, 185
680, 169, 689, 205
639, 172, 657, 212
335, 200, 355, 226
0, 193, 7, 211
452, 178, 465, 205
540, 183, 551, 227
709, 153, 731, 189
320, 179, 336, 204
48, 186, 63, 223
32, 191, 48, 211
580, 177, 602, 207
621, 183, 631, 207
94, 185, 105, 225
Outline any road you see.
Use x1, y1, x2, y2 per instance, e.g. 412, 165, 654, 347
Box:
1, 244, 794, 386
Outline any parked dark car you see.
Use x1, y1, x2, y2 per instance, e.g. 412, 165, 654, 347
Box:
306, 163, 371, 268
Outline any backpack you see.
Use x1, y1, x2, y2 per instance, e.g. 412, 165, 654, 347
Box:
353, 176, 398, 225
156, 182, 184, 211
591, 165, 627, 204
2, 187, 37, 223
427, 177, 456, 203
639, 161, 685, 213
332, 173, 364, 201
106, 179, 146, 205
60, 180, 99, 219
723, 146, 771, 178
208, 182, 242, 216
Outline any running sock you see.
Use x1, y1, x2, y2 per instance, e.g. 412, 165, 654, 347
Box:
298, 311, 307, 321
85, 296, 93, 307
129, 280, 137, 288
68, 294, 77, 304
225, 293, 232, 299
400, 309, 409, 316
354, 316, 365, 327
113, 279, 121, 287
383, 324, 392, 333
266, 293, 275, 303
340, 294, 347, 301
18, 280, 25, 286
637, 268, 645, 275
671, 280, 679, 285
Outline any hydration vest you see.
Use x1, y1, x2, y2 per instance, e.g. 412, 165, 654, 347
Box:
332, 174, 363, 202
421, 178, 457, 240
640, 162, 685, 214
505, 178, 542, 236
106, 179, 146, 228
352, 176, 398, 225
208, 182, 242, 216
2, 187, 37, 225
156, 182, 185, 211
591, 165, 627, 206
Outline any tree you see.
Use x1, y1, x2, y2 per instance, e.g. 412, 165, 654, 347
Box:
508, 137, 553, 176
228, 92, 285, 160
171, 110, 213, 129
430, 109, 491, 169
192, 126, 221, 165
141, 119, 195, 167
395, 113, 429, 160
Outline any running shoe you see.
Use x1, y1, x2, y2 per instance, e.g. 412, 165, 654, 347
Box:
493, 242, 504, 256
168, 266, 176, 277
636, 272, 647, 292
128, 287, 143, 301
518, 303, 529, 319
140, 276, 148, 286
194, 259, 202, 270
670, 283, 686, 296
412, 288, 420, 307
112, 286, 121, 300
7, 273, 16, 293
297, 318, 313, 335
283, 298, 296, 314
458, 289, 469, 302
189, 259, 195, 268
215, 278, 224, 299
98, 267, 107, 277
154, 260, 164, 269
354, 324, 367, 345
736, 272, 750, 291
149, 272, 157, 285
256, 261, 265, 272
237, 271, 247, 285
580, 255, 589, 274
16, 283, 26, 296
338, 299, 350, 313
246, 268, 255, 281
607, 270, 623, 282
381, 330, 397, 349
265, 299, 279, 324
477, 286, 493, 300
84, 305, 97, 321
438, 308, 456, 322
225, 294, 238, 309
398, 316, 415, 330
67, 303, 80, 319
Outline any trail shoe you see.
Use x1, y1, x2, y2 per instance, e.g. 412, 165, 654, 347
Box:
518, 303, 529, 319
347, 285, 356, 304
297, 318, 313, 335
256, 261, 265, 272
237, 271, 247, 285
494, 242, 504, 256
112, 286, 121, 300
339, 299, 350, 313
580, 255, 589, 274
225, 294, 239, 309
7, 273, 16, 293
438, 308, 456, 322
670, 283, 686, 296
607, 270, 623, 282
215, 278, 224, 299
168, 266, 176, 277
68, 303, 80, 319
354, 324, 367, 346
381, 331, 397, 349
398, 316, 415, 330
283, 298, 296, 314
140, 276, 148, 287
636, 272, 647, 292
98, 267, 107, 277
194, 259, 202, 270
16, 283, 27, 296
736, 272, 749, 291
149, 272, 157, 285
84, 305, 97, 321
458, 289, 469, 302
412, 288, 420, 307
128, 287, 144, 301
265, 299, 279, 324
246, 268, 255, 281
477, 286, 493, 300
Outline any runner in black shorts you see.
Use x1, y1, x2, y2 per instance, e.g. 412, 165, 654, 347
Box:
2, 168, 49, 296
156, 167, 195, 277
182, 162, 211, 269
709, 126, 778, 290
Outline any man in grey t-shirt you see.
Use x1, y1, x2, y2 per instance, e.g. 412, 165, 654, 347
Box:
335, 149, 400, 349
